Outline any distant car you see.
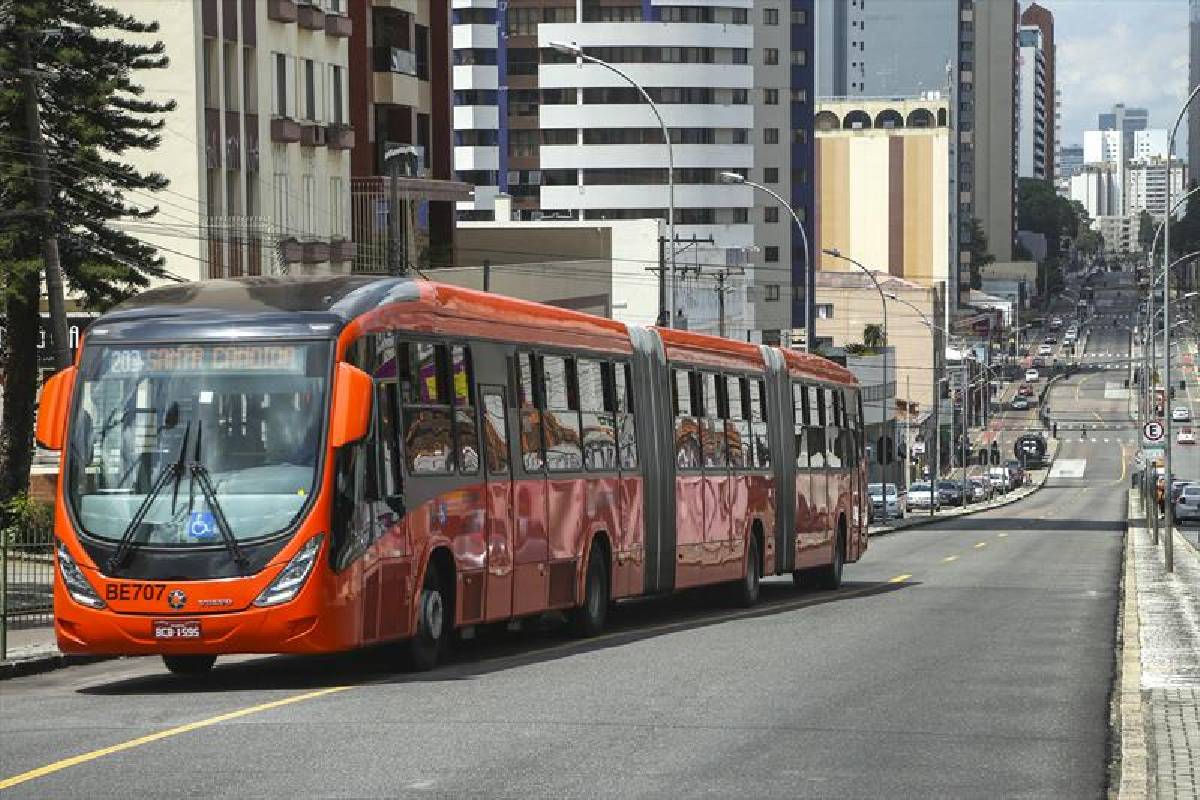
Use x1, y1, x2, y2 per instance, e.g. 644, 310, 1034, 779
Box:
937, 480, 967, 507
1050, 317, 1063, 329
1025, 368, 1040, 382
967, 477, 992, 502
1018, 383, 1033, 397
1038, 344, 1053, 356
987, 467, 1009, 489
1173, 406, 1191, 422
1043, 336, 1057, 345
1005, 460, 1026, 487
1180, 427, 1196, 444
908, 482, 939, 510
1011, 396, 1030, 410
1174, 485, 1200, 522
868, 482, 906, 520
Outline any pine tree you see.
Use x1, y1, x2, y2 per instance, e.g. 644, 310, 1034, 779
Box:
0, 0, 175, 505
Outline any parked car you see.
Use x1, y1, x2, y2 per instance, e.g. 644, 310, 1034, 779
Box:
1018, 383, 1034, 397
1011, 396, 1030, 411
1005, 460, 1027, 487
987, 466, 1010, 490
1043, 336, 1057, 345
1175, 485, 1200, 522
1170, 479, 1197, 505
908, 482, 939, 510
1179, 427, 1196, 445
937, 480, 967, 507
1032, 356, 1046, 368
1172, 405, 1191, 422
868, 482, 906, 520
968, 476, 992, 502
1025, 368, 1040, 382
1038, 344, 1053, 356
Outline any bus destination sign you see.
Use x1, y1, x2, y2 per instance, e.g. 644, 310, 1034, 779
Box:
107, 344, 306, 375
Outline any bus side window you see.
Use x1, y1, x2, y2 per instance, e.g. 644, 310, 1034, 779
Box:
542, 354, 583, 471
579, 358, 616, 470
750, 378, 770, 468
827, 388, 843, 469
700, 372, 726, 469
376, 381, 403, 511
399, 341, 454, 475
726, 375, 748, 470
517, 353, 545, 472
792, 382, 807, 469
673, 369, 701, 469
451, 345, 479, 475
807, 385, 826, 468
615, 362, 639, 470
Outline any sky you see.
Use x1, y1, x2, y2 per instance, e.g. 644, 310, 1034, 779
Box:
1040, 0, 1190, 152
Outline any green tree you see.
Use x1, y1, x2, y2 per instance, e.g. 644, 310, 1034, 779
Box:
0, 1, 175, 506
967, 217, 994, 290
1138, 210, 1155, 253
862, 323, 885, 350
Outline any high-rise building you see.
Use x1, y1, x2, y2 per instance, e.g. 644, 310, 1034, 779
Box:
111, 0, 356, 282
1020, 3, 1056, 181
971, 0, 1018, 265
1084, 129, 1124, 165
1127, 158, 1187, 220
1069, 164, 1122, 219
1098, 102, 1149, 160
1016, 25, 1047, 179
1133, 129, 1170, 161
1190, 0, 1200, 185
346, 0, 467, 273
1056, 143, 1083, 194
449, 1, 814, 344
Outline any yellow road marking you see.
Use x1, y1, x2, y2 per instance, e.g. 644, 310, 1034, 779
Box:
888, 573, 912, 583
974, 542, 988, 549
0, 685, 353, 791
942, 556, 959, 563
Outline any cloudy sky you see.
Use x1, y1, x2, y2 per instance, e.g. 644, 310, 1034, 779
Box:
1040, 0, 1190, 151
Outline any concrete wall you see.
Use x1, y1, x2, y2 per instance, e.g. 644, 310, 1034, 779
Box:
972, 0, 1017, 263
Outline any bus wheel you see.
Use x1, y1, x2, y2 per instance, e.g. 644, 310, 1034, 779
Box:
815, 525, 845, 590
162, 654, 216, 675
406, 567, 448, 671
734, 535, 761, 607
569, 542, 609, 637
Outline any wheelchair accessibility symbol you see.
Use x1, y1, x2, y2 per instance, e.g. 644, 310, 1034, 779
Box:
187, 511, 217, 541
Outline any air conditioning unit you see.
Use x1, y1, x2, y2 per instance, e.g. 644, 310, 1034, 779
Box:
300, 123, 327, 148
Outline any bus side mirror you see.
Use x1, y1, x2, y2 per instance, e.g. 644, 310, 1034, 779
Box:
329, 362, 372, 448
35, 366, 77, 451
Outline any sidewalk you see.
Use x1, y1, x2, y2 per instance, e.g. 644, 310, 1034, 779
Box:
1116, 490, 1200, 799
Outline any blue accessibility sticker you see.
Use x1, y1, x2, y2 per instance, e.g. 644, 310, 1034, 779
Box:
186, 511, 218, 541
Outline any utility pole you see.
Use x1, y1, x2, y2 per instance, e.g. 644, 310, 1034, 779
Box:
961, 355, 969, 503
648, 234, 714, 328
482, 259, 491, 292
21, 40, 70, 370
385, 146, 418, 277
716, 270, 727, 339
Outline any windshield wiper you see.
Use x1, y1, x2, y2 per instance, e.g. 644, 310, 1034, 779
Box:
107, 422, 191, 575
188, 421, 249, 576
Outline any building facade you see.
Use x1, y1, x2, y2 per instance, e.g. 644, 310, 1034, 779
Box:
813, 97, 950, 290
114, 0, 355, 282
1070, 164, 1122, 220
1191, 0, 1200, 186
971, 0, 1019, 265
1057, 142, 1083, 194
1098, 102, 1149, 161
1019, 2, 1055, 181
1016, 25, 1047, 180
1127, 157, 1187, 220
448, 0, 813, 344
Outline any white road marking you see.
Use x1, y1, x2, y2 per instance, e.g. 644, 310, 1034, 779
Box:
1051, 459, 1088, 478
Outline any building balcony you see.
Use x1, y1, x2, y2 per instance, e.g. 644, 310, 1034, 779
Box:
299, 122, 327, 147
296, 2, 325, 30
279, 237, 304, 264
267, 0, 298, 23
373, 46, 417, 76
270, 117, 301, 144
302, 240, 331, 263
325, 13, 352, 37
326, 124, 355, 150
373, 71, 427, 108
329, 238, 356, 263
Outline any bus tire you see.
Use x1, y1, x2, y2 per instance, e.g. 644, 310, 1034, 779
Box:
162, 654, 216, 675
569, 541, 609, 637
734, 534, 761, 607
815, 522, 845, 590
405, 566, 448, 671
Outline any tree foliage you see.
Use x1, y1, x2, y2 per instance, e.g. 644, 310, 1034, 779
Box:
0, 0, 175, 505
1138, 210, 1156, 253
967, 217, 993, 291
862, 323, 885, 350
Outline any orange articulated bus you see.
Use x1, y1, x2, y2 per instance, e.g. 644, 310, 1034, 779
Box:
36, 277, 868, 675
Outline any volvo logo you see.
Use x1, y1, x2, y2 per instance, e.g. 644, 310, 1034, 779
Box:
167, 589, 187, 610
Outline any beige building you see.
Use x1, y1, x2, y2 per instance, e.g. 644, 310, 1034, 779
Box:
813, 97, 950, 289
973, 0, 1018, 263
114, 0, 355, 281
812, 271, 945, 421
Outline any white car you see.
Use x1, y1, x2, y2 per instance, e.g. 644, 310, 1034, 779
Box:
1179, 427, 1196, 444
1173, 406, 1192, 422
1038, 344, 1053, 356
907, 482, 938, 510
1025, 368, 1040, 382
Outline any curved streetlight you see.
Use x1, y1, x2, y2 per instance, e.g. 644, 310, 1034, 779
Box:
550, 40, 676, 327
718, 171, 814, 352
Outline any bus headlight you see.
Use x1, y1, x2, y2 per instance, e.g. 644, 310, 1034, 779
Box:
254, 535, 324, 607
56, 540, 106, 609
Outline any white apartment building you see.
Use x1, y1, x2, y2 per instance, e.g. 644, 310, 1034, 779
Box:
1127, 157, 1187, 220
1016, 26, 1047, 179
450, 1, 765, 340
1070, 163, 1122, 220
1083, 129, 1123, 166
114, 0, 353, 282
1133, 129, 1170, 161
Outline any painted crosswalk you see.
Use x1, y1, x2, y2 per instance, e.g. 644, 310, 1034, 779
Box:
1049, 459, 1088, 478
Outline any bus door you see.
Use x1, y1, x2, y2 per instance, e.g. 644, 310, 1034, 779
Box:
480, 386, 515, 622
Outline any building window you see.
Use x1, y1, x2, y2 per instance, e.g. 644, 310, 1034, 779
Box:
764, 128, 779, 144
330, 177, 345, 237
816, 304, 834, 319
273, 173, 288, 229
273, 52, 289, 117
303, 58, 317, 121
765, 206, 779, 224
791, 9, 808, 24
764, 7, 779, 25
791, 88, 808, 103
765, 284, 781, 301
329, 65, 345, 124
243, 47, 257, 110
764, 167, 779, 183
204, 39, 219, 110
223, 42, 239, 112
792, 129, 808, 144
792, 50, 807, 66
765, 246, 780, 262
764, 48, 779, 65
303, 174, 317, 235
764, 88, 779, 105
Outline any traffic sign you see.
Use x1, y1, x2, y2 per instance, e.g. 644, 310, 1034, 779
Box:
1143, 420, 1165, 443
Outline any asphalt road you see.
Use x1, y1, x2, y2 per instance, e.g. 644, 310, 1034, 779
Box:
0, 281, 1135, 799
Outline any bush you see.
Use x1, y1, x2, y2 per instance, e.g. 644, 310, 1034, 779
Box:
1, 494, 54, 546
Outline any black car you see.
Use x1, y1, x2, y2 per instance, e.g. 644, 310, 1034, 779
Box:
937, 480, 967, 506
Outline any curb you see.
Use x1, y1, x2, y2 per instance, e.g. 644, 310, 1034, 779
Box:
1113, 492, 1150, 799
0, 653, 108, 681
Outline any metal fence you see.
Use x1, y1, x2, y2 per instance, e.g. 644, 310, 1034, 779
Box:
1, 539, 54, 661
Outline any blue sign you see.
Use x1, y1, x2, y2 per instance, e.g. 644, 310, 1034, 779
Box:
187, 511, 218, 541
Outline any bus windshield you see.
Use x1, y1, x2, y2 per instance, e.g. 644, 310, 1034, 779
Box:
66, 341, 330, 546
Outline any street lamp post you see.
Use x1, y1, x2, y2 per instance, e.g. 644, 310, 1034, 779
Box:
550, 40, 676, 327
884, 292, 939, 516
718, 172, 814, 352
1160, 82, 1200, 572
822, 248, 890, 489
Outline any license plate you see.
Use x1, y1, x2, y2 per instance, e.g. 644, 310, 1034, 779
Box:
153, 620, 202, 640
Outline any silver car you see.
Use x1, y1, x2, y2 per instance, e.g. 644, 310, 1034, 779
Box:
1175, 485, 1200, 522
868, 483, 906, 520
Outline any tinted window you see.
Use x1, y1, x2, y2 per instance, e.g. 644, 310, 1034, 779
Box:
400, 342, 453, 474
700, 373, 726, 469
579, 358, 617, 471
726, 376, 748, 469
542, 354, 583, 471
750, 379, 770, 468
517, 352, 544, 471
615, 362, 639, 470
673, 369, 701, 469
